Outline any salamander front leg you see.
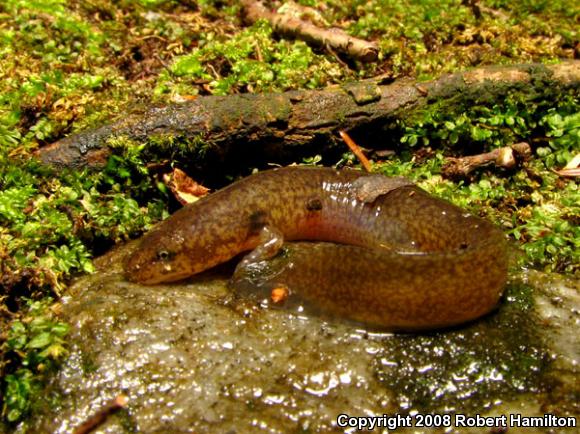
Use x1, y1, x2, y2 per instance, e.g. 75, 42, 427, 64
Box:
229, 226, 295, 309
232, 226, 285, 284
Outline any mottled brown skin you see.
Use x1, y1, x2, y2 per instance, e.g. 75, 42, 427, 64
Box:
125, 166, 508, 330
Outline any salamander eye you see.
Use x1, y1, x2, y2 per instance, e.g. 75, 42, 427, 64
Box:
157, 250, 172, 261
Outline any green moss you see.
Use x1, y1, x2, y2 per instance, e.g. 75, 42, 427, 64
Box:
322, 0, 576, 79
0, 158, 166, 427
2, 299, 69, 422
140, 132, 214, 164
155, 21, 347, 97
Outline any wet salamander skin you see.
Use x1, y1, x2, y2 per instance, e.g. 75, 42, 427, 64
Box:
124, 166, 508, 330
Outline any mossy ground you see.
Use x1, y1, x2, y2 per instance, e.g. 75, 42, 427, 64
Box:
0, 0, 578, 427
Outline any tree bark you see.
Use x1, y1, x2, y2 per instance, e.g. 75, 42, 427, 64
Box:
37, 61, 580, 169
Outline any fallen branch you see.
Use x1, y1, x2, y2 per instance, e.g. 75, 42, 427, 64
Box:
241, 0, 378, 62
37, 61, 580, 169
442, 142, 532, 178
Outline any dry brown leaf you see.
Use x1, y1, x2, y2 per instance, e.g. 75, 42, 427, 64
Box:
163, 167, 210, 204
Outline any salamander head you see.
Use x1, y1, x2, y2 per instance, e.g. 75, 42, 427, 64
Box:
124, 226, 193, 284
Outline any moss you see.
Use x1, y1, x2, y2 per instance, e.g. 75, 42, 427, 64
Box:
0, 138, 168, 423
1, 299, 69, 422
141, 133, 214, 163
155, 20, 347, 97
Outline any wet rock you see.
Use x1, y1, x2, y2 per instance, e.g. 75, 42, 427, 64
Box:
27, 246, 579, 433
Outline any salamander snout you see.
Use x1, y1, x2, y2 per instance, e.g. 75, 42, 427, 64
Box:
123, 248, 149, 283
123, 236, 190, 284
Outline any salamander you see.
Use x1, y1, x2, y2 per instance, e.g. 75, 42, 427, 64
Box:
124, 166, 508, 330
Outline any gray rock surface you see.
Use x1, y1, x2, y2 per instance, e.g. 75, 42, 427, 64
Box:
27, 244, 578, 433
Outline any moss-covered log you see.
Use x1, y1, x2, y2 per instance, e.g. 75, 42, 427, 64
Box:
38, 61, 580, 169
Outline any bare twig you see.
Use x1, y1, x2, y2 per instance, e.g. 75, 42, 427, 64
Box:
339, 130, 372, 172
555, 168, 580, 177
73, 395, 128, 434
442, 142, 531, 178
241, 0, 378, 62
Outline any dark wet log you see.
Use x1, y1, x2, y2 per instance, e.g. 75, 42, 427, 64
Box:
38, 61, 580, 169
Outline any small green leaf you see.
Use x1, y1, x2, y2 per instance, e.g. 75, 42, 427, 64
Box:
26, 332, 52, 349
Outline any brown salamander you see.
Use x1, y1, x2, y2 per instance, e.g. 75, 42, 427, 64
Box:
124, 166, 508, 330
